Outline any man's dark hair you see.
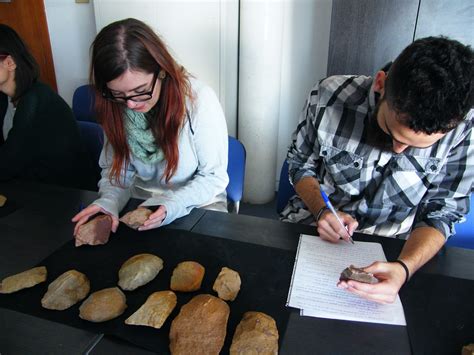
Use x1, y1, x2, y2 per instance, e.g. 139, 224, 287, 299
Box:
385, 36, 473, 134
0, 24, 39, 102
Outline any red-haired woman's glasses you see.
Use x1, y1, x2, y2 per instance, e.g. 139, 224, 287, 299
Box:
102, 72, 158, 103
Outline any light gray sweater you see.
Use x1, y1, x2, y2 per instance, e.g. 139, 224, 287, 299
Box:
93, 78, 229, 225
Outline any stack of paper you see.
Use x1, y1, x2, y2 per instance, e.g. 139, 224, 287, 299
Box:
286, 234, 406, 326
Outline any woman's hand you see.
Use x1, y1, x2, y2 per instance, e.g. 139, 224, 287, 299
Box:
317, 210, 358, 243
337, 261, 407, 304
71, 204, 119, 236
138, 205, 167, 231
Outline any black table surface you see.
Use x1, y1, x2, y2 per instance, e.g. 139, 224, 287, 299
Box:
0, 181, 204, 354
1, 181, 473, 354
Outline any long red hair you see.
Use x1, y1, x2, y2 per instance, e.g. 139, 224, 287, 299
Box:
90, 18, 192, 184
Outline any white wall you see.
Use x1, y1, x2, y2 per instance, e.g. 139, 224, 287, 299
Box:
276, 0, 332, 190
238, 0, 285, 203
45, 0, 97, 106
93, 0, 239, 136
239, 0, 332, 203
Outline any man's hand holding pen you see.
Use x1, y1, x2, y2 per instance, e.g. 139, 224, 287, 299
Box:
318, 190, 357, 244
317, 209, 358, 243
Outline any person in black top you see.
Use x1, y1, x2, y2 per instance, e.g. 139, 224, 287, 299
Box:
0, 24, 95, 190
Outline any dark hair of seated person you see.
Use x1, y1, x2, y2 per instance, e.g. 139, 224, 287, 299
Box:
385, 36, 474, 134
0, 24, 40, 103
0, 24, 97, 191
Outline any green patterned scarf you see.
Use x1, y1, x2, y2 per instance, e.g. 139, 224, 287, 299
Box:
124, 108, 164, 164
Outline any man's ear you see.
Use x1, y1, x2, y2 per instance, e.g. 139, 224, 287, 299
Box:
3, 56, 17, 71
373, 70, 387, 96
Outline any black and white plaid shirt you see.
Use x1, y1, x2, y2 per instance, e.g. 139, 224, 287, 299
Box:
281, 75, 474, 239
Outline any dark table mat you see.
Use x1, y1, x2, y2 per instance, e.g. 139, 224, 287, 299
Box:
0, 226, 294, 354
0, 198, 19, 218
281, 312, 411, 355
400, 273, 474, 355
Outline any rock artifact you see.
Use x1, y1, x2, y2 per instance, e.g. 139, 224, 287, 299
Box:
118, 253, 164, 291
0, 266, 47, 294
75, 214, 112, 247
0, 194, 6, 207
120, 207, 153, 229
339, 265, 379, 284
463, 344, 474, 355
230, 311, 279, 355
212, 267, 241, 301
41, 270, 90, 310
79, 287, 127, 322
170, 261, 205, 292
169, 294, 230, 355
125, 290, 177, 328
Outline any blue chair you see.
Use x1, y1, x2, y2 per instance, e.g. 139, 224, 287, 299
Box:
276, 160, 296, 214
446, 195, 474, 249
78, 121, 103, 188
227, 136, 246, 213
72, 84, 97, 122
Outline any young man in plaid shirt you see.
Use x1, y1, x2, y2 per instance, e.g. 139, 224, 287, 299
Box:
282, 36, 473, 303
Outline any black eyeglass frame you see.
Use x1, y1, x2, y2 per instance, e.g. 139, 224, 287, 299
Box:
102, 72, 159, 103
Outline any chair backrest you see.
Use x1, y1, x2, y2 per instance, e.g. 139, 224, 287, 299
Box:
446, 195, 474, 249
78, 121, 103, 188
227, 136, 246, 213
276, 160, 296, 214
72, 85, 97, 122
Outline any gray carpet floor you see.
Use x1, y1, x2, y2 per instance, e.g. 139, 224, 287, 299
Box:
238, 194, 279, 220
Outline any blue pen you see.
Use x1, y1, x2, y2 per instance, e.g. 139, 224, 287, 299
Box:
320, 189, 355, 244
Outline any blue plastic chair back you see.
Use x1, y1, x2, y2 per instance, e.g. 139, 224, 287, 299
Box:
78, 121, 103, 187
73, 85, 97, 122
276, 160, 296, 214
446, 195, 474, 249
227, 136, 246, 213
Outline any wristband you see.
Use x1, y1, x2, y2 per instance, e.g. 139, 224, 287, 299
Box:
394, 259, 410, 284
315, 206, 329, 222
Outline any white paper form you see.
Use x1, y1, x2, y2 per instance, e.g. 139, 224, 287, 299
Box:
287, 234, 406, 326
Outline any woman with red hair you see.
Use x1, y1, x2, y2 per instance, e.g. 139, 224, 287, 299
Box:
72, 18, 228, 233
